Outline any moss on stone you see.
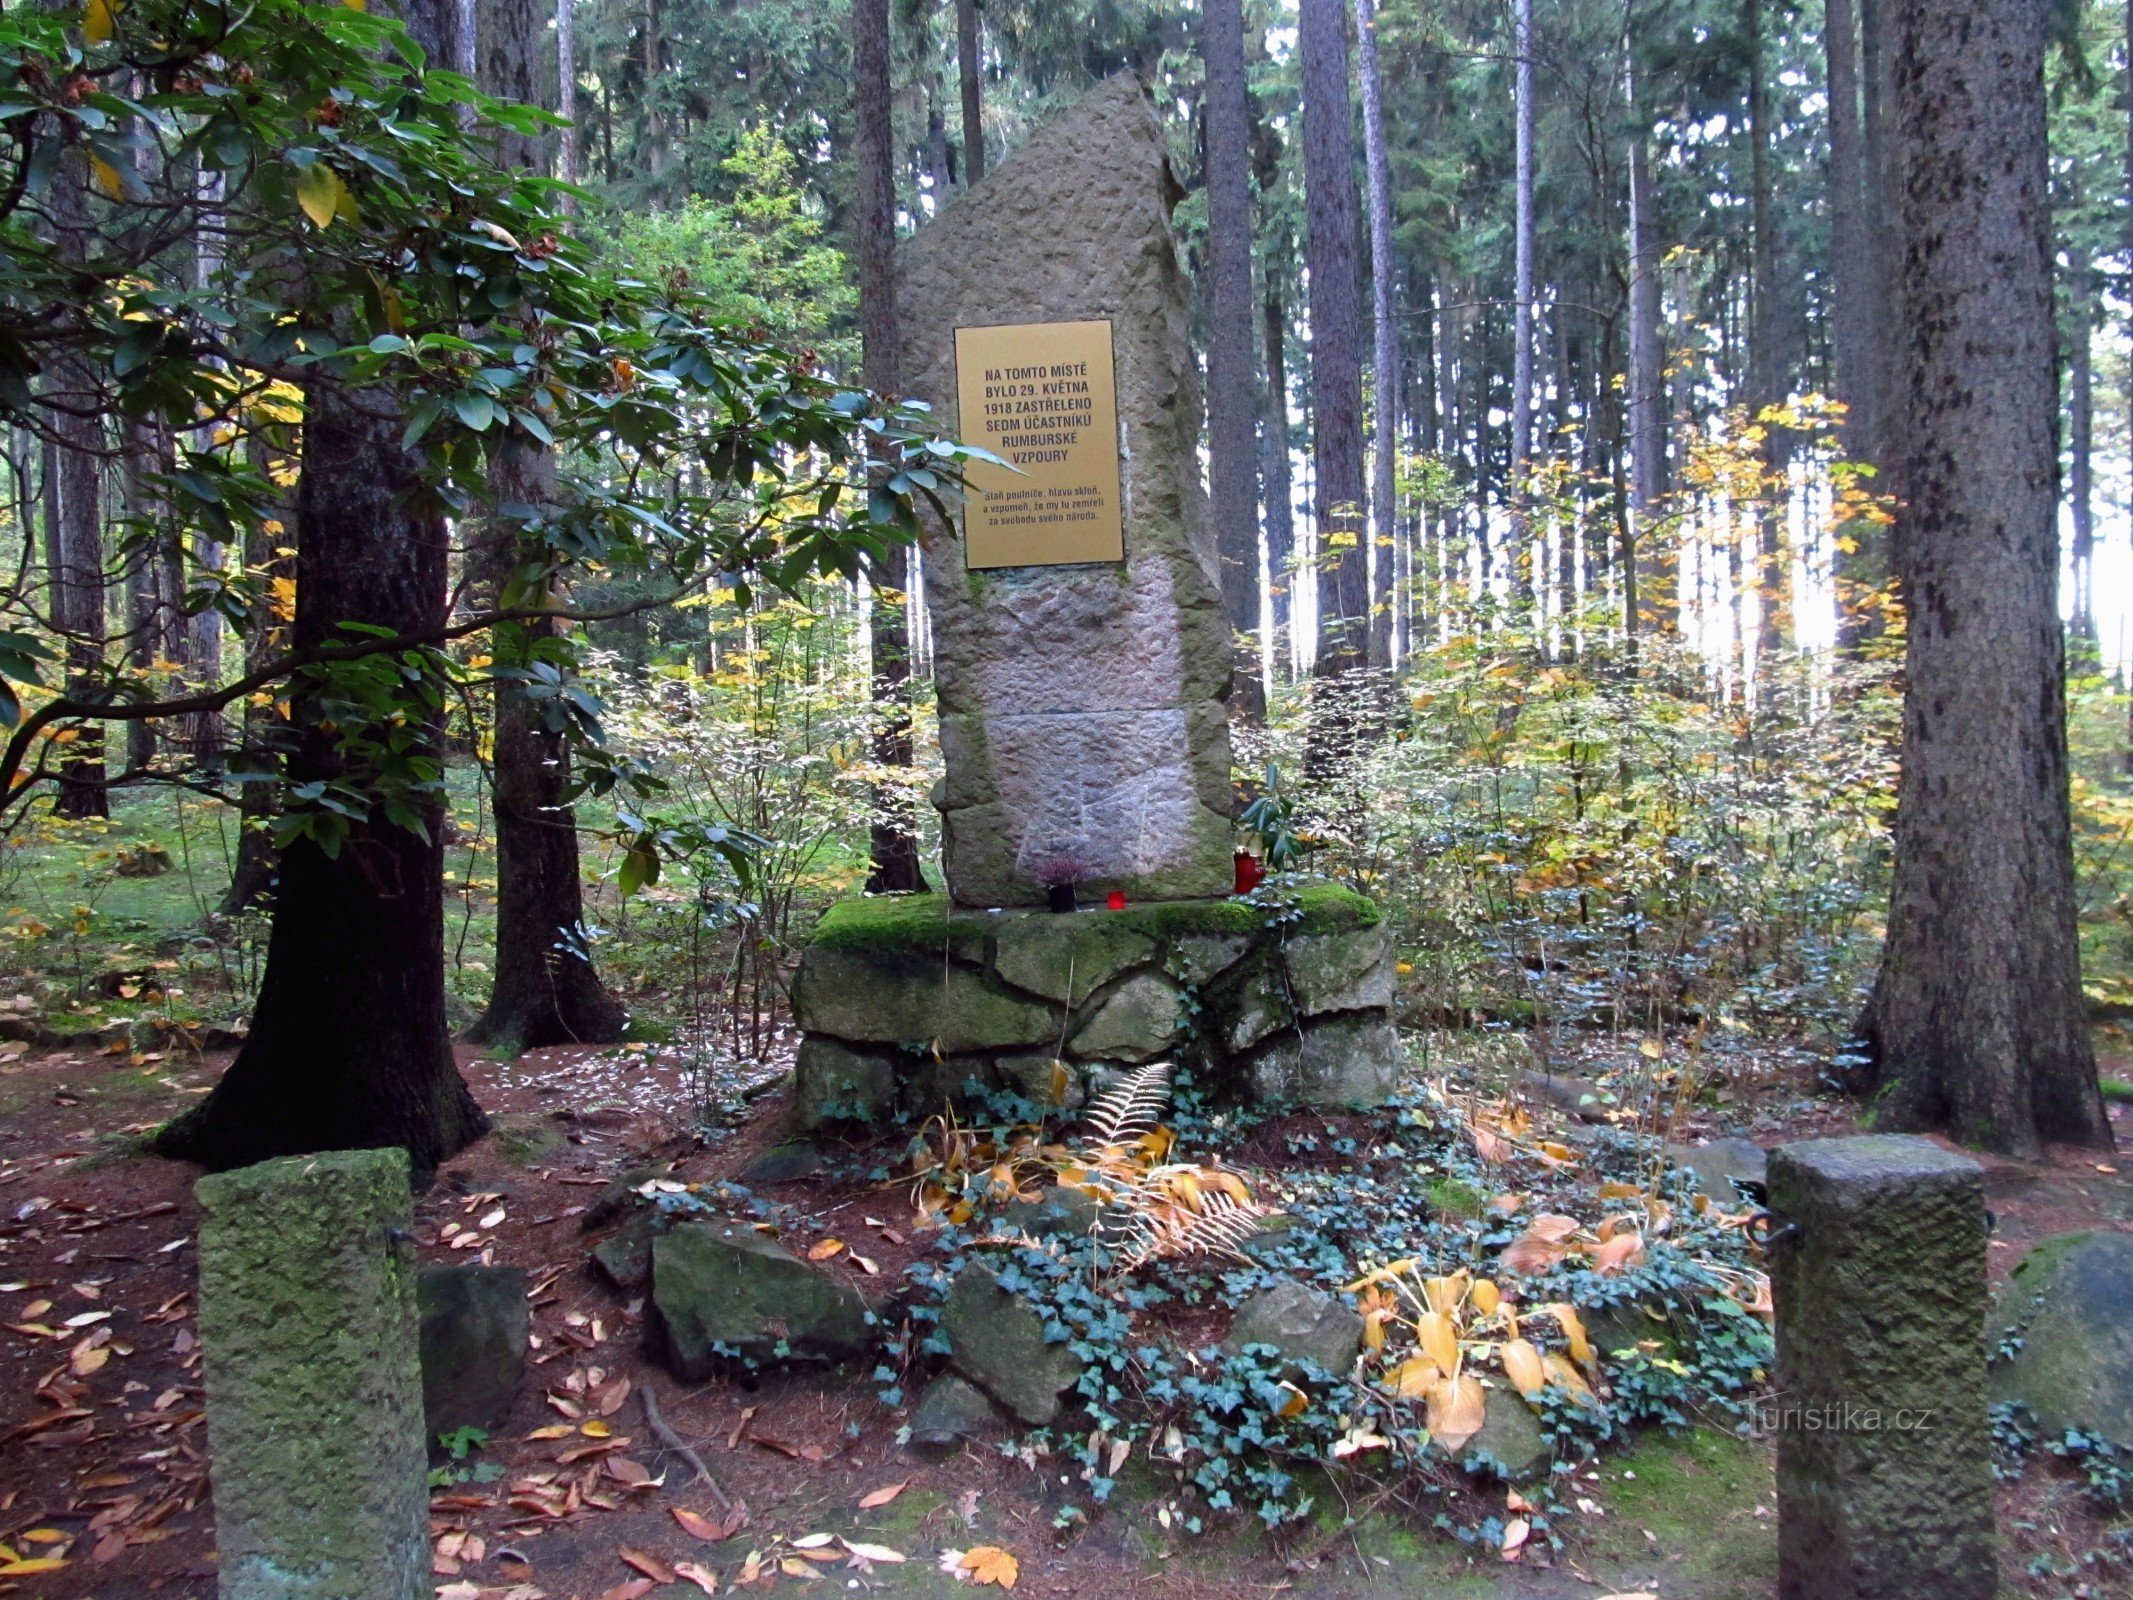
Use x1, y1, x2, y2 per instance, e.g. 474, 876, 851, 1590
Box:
805, 895, 995, 959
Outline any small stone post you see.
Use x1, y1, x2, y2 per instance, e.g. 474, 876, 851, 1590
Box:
196, 1148, 428, 1600
1767, 1134, 1995, 1600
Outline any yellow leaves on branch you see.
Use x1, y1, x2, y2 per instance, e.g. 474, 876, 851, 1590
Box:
294, 162, 355, 230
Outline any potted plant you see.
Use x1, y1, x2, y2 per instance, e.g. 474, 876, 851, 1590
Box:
1034, 853, 1091, 914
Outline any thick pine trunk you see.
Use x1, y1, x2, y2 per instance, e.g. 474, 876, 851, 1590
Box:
155, 385, 487, 1178
1859, 0, 1901, 485
46, 153, 107, 819
1855, 0, 2109, 1157
1298, 0, 1368, 683
465, 442, 627, 1052
955, 0, 983, 184
854, 0, 926, 892
1826, 0, 1886, 652
1205, 0, 1261, 715
1354, 0, 1398, 669
1744, 0, 1786, 665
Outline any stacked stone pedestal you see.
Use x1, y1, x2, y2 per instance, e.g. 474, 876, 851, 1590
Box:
790, 888, 1402, 1127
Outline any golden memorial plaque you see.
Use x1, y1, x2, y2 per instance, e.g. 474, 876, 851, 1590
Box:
953, 319, 1125, 570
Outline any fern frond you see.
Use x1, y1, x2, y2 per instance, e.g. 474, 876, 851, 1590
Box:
1112, 1191, 1272, 1272
1080, 1061, 1172, 1148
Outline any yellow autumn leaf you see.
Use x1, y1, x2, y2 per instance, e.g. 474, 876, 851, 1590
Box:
1470, 1278, 1501, 1316
1426, 1373, 1488, 1454
87, 154, 125, 200
1500, 1336, 1546, 1398
294, 162, 345, 230
1550, 1304, 1593, 1367
0, 1558, 68, 1576
1384, 1355, 1439, 1398
1415, 1310, 1460, 1375
579, 1418, 610, 1438
1542, 1351, 1597, 1401
1421, 1271, 1469, 1314
1272, 1381, 1308, 1418
84, 0, 118, 43
806, 1238, 844, 1261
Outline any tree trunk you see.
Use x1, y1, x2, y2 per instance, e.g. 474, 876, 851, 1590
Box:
1854, 0, 2109, 1157
1625, 61, 1669, 635
1508, 0, 1535, 610
465, 0, 626, 1052
555, 0, 578, 198
1745, 0, 1786, 665
1298, 0, 1368, 683
1354, 0, 1398, 670
854, 0, 926, 892
1827, 0, 1887, 652
2066, 242, 2097, 657
956, 0, 983, 184
1205, 0, 1260, 715
154, 383, 487, 1178
217, 456, 286, 919
1261, 285, 1297, 682
46, 151, 107, 819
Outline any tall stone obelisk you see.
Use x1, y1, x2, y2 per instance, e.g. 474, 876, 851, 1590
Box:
896, 72, 1235, 908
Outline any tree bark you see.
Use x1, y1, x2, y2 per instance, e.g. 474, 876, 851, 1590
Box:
1859, 0, 1900, 481
956, 0, 983, 184
555, 0, 578, 198
1625, 59, 1669, 634
2066, 242, 2097, 656
1854, 0, 2109, 1157
465, 0, 627, 1052
1508, 0, 1535, 610
45, 151, 107, 819
1205, 0, 1260, 714
1745, 0, 1786, 664
854, 0, 926, 891
1261, 285, 1297, 681
1354, 0, 1398, 669
154, 383, 487, 1178
1298, 0, 1368, 682
1827, 0, 1887, 652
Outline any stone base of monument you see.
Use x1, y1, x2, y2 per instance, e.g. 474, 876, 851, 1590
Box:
788, 886, 1402, 1127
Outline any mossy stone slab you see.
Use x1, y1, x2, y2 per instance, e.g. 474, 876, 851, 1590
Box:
1990, 1229, 2133, 1446
791, 946, 1056, 1053
1285, 924, 1394, 1015
1070, 972, 1184, 1063
992, 915, 1156, 1005
942, 1261, 1083, 1425
647, 1222, 875, 1379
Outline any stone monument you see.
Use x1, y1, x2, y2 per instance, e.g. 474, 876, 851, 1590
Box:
1766, 1135, 1996, 1600
196, 1148, 429, 1600
790, 74, 1399, 1121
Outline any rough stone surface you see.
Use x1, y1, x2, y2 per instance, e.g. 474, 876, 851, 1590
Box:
993, 917, 1155, 1005
1285, 924, 1394, 1015
1070, 972, 1184, 1062
589, 1215, 657, 1292
742, 1141, 827, 1185
417, 1266, 527, 1447
1767, 1135, 1994, 1600
790, 891, 1397, 1123
791, 948, 1055, 1053
791, 1038, 899, 1130
1666, 1137, 1769, 1205
196, 1147, 429, 1600
647, 1222, 874, 1379
1223, 1278, 1363, 1380
1462, 1394, 1551, 1482
1246, 1014, 1404, 1107
1021, 1183, 1104, 1239
907, 1373, 1003, 1454
1989, 1230, 2133, 1446
898, 73, 1235, 907
942, 1262, 1084, 1425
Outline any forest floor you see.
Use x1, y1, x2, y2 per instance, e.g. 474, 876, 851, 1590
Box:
2, 1025, 2131, 1600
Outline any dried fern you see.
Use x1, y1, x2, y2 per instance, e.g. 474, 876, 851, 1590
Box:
1080, 1060, 1172, 1149
1112, 1190, 1273, 1272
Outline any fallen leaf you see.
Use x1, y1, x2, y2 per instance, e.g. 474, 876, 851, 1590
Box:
597, 1583, 654, 1600
857, 1478, 910, 1510
671, 1560, 719, 1595
617, 1548, 674, 1584
1501, 1515, 1530, 1557
1426, 1374, 1488, 1455
672, 1506, 734, 1543
525, 1425, 571, 1440
843, 1539, 907, 1564
0, 1558, 68, 1576
941, 1545, 1019, 1588
806, 1238, 844, 1261
480, 1208, 507, 1229
1500, 1337, 1545, 1398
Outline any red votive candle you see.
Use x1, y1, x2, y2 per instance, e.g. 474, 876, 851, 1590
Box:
1106, 890, 1127, 912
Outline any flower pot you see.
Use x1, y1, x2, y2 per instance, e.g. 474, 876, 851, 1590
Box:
1047, 883, 1078, 914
